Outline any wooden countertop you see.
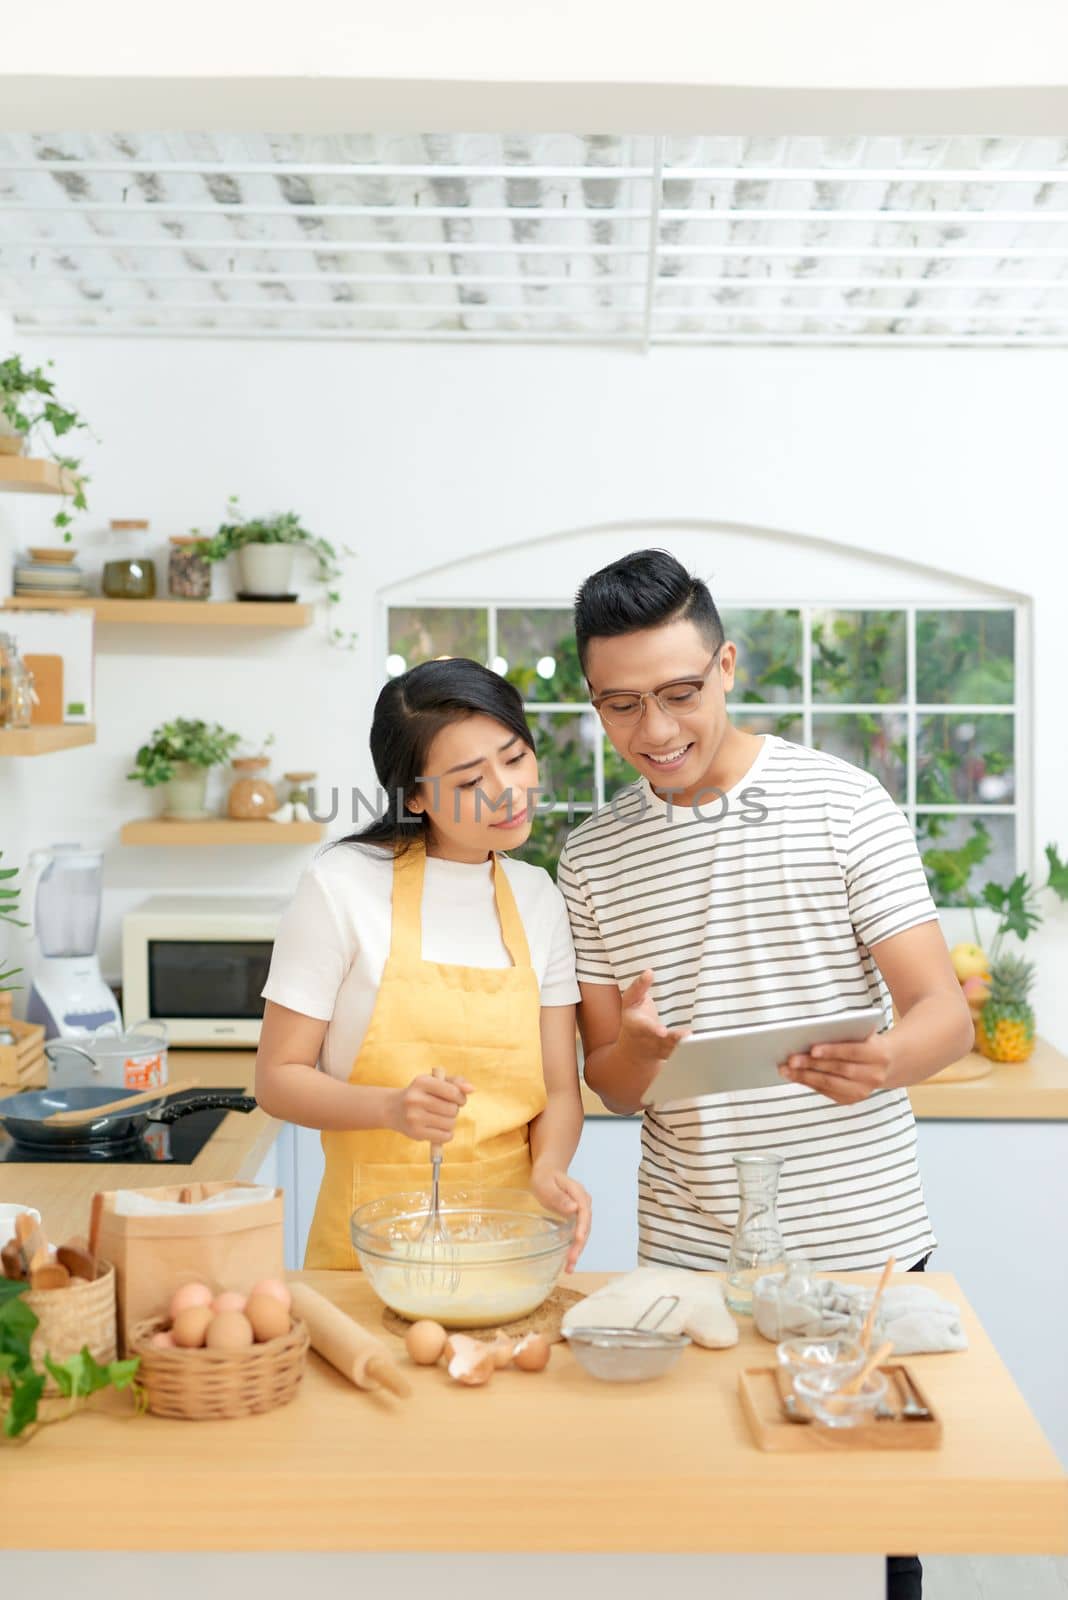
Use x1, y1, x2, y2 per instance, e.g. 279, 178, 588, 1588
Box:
580, 1035, 1068, 1121
4, 1268, 1065, 1555
0, 1051, 280, 1243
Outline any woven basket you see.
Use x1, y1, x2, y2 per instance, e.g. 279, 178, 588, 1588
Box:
130, 1315, 309, 1420
21, 1263, 118, 1392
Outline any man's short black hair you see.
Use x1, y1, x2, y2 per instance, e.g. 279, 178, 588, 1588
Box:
574, 548, 724, 674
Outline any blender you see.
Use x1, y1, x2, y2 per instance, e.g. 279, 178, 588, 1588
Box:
23, 844, 121, 1039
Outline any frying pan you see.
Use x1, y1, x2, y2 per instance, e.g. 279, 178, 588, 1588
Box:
0, 1083, 258, 1151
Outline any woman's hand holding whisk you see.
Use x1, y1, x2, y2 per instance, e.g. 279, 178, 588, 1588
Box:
388, 1073, 475, 1143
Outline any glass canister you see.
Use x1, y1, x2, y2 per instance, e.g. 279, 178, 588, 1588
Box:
168, 535, 212, 600
0, 632, 33, 728
102, 518, 157, 599
8, 653, 35, 728
227, 755, 279, 820
725, 1152, 787, 1314
0, 632, 15, 725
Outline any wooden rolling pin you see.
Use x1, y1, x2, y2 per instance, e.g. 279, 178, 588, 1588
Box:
289, 1283, 411, 1399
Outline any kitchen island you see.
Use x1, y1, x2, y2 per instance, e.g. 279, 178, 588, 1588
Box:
5, 1042, 1068, 1464
3, 1269, 1065, 1600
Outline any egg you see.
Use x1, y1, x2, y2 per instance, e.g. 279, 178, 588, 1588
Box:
513, 1333, 551, 1372
249, 1277, 292, 1311
205, 1311, 254, 1351
405, 1319, 448, 1366
212, 1290, 248, 1315
172, 1305, 214, 1348
169, 1281, 213, 1320
150, 1330, 176, 1350
245, 1293, 291, 1343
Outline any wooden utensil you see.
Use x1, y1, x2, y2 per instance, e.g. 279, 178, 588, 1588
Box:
57, 1242, 95, 1281
858, 1255, 895, 1353
30, 1261, 71, 1290
841, 1339, 894, 1395
87, 1193, 104, 1265
14, 1211, 49, 1275
289, 1282, 411, 1399
1, 1240, 25, 1280
43, 1079, 201, 1127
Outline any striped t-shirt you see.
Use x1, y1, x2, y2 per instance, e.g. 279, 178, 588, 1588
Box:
557, 735, 939, 1272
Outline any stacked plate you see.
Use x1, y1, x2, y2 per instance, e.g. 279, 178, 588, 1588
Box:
12, 546, 91, 599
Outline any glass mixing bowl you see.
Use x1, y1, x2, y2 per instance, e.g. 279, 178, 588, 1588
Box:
350, 1187, 574, 1328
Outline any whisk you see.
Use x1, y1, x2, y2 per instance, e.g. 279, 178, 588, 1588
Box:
408, 1068, 460, 1295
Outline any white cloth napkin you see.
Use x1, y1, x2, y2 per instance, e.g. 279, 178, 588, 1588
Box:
754, 1278, 967, 1354
112, 1185, 276, 1217
562, 1266, 739, 1348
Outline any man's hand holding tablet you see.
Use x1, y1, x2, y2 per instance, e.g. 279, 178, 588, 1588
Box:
640, 1007, 885, 1109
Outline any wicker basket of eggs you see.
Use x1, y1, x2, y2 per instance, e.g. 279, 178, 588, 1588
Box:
130, 1278, 308, 1420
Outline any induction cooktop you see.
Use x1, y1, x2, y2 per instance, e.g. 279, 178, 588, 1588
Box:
0, 1088, 246, 1165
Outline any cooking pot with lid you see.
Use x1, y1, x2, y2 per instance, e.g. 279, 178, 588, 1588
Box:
46, 1020, 168, 1093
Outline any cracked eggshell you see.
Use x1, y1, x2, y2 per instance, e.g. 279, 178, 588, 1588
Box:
447, 1333, 497, 1386
513, 1332, 551, 1372
489, 1333, 516, 1369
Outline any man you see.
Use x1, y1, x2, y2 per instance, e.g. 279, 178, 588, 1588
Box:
557, 550, 972, 1600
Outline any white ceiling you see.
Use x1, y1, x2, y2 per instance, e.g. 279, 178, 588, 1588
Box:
3, 130, 1068, 346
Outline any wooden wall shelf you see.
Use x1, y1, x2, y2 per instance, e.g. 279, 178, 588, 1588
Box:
0, 723, 96, 756
121, 818, 323, 846
0, 456, 77, 496
2, 597, 312, 628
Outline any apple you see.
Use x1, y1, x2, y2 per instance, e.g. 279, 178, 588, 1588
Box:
961, 974, 991, 1010
950, 942, 990, 982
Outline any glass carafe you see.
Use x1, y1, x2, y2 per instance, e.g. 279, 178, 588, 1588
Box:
725, 1152, 787, 1313
31, 845, 104, 958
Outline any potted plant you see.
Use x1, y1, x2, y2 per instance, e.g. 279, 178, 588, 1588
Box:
193, 497, 355, 646
928, 838, 1068, 1063
0, 850, 24, 1004
127, 718, 242, 820
0, 355, 90, 538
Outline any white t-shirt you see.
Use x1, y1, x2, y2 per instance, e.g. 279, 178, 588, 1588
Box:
557, 735, 939, 1273
262, 843, 581, 1081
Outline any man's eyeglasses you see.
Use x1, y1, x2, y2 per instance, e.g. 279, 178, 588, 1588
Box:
590, 648, 723, 728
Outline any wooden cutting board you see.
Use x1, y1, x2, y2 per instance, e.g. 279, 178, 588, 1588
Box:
24, 653, 63, 723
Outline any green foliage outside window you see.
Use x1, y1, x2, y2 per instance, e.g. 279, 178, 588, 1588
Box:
386, 602, 1018, 900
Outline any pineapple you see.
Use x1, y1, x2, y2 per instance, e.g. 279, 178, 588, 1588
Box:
976, 953, 1036, 1063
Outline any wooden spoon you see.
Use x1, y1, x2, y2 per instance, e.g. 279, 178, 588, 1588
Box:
841, 1339, 894, 1396
858, 1254, 895, 1352
44, 1079, 201, 1127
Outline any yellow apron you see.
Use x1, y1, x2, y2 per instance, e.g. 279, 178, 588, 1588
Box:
304, 841, 548, 1269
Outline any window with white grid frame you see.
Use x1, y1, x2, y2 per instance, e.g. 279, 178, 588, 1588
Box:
385, 602, 1021, 897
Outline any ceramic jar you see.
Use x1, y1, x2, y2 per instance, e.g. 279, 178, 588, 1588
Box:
228, 756, 278, 820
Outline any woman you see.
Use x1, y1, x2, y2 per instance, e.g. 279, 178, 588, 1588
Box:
256, 657, 592, 1271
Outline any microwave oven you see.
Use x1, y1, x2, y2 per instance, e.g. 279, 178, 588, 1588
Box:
122, 894, 287, 1046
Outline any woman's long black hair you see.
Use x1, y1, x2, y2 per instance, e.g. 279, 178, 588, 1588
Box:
344, 657, 536, 855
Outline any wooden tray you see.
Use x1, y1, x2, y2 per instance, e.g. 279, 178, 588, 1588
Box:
739, 1363, 942, 1450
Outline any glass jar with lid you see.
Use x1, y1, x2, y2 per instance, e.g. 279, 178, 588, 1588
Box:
0, 632, 33, 728
168, 535, 212, 601
102, 518, 157, 599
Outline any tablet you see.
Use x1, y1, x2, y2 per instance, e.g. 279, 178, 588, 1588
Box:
642, 1007, 885, 1108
